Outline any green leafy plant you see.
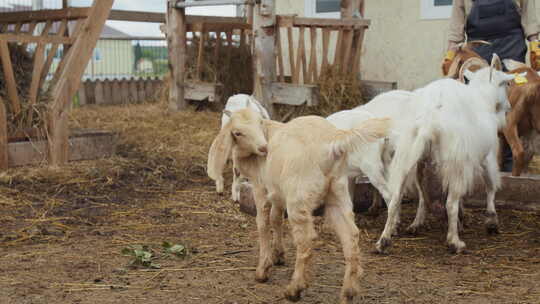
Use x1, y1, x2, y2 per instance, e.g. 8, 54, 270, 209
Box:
121, 245, 161, 269
162, 241, 187, 258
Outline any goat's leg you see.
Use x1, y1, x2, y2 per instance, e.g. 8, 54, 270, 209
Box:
483, 152, 500, 234
407, 175, 428, 234
376, 189, 404, 254
325, 179, 362, 304
269, 202, 286, 266
231, 166, 240, 201
445, 190, 466, 254
253, 186, 273, 283
504, 123, 525, 176
284, 204, 318, 302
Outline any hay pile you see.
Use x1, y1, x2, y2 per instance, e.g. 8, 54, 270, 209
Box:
0, 43, 49, 136
275, 66, 365, 121
161, 34, 253, 106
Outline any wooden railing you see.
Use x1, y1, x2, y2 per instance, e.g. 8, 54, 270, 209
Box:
0, 8, 90, 123
275, 15, 370, 85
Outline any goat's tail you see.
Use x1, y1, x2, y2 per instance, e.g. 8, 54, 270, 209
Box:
329, 117, 391, 159
387, 123, 433, 196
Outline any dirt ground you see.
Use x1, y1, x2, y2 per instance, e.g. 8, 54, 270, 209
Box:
1, 105, 539, 304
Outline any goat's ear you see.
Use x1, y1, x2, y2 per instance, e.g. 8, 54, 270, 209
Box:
446, 54, 461, 78
207, 122, 233, 183
244, 97, 251, 108
502, 58, 527, 71
223, 110, 232, 117
490, 54, 502, 82
462, 68, 475, 82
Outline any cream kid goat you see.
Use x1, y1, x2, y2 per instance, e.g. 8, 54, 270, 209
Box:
207, 108, 390, 303
209, 94, 270, 201
377, 55, 514, 254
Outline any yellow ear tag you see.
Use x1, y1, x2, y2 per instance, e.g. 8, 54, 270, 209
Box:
514, 73, 528, 85
531, 41, 540, 52
445, 50, 456, 61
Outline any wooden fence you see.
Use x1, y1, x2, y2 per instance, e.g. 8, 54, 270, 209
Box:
275, 15, 370, 85
78, 77, 164, 106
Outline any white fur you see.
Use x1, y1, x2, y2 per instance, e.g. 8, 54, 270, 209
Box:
377, 60, 513, 254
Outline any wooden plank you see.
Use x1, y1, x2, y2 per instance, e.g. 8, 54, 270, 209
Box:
0, 100, 7, 171
308, 26, 318, 83
187, 22, 250, 32
8, 130, 117, 167
214, 31, 222, 68
287, 26, 296, 84
120, 79, 130, 104
276, 15, 370, 29
341, 28, 354, 76
129, 78, 139, 103
333, 28, 343, 67
226, 31, 233, 69
0, 8, 90, 24
109, 10, 246, 24
271, 82, 319, 106
294, 26, 305, 84
27, 21, 54, 127
351, 28, 366, 80
0, 33, 73, 45
185, 81, 221, 103
275, 27, 285, 82
48, 0, 114, 166
0, 41, 21, 115
196, 29, 206, 81
112, 80, 122, 104
167, 1, 188, 110
252, 0, 276, 117
94, 80, 104, 104
321, 28, 330, 74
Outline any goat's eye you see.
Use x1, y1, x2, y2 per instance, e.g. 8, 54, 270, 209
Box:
233, 131, 243, 137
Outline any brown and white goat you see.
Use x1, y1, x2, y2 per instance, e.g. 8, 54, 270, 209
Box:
443, 45, 540, 176
207, 108, 390, 303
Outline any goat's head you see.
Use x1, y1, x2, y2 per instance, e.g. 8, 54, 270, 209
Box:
443, 41, 490, 79
462, 54, 519, 129
207, 108, 268, 183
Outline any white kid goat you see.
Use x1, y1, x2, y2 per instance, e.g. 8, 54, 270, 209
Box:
377, 54, 515, 254
208, 108, 391, 303
209, 94, 270, 201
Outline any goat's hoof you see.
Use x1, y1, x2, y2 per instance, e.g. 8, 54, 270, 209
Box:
406, 225, 421, 235
375, 238, 392, 254
284, 286, 303, 302
485, 212, 499, 235
447, 241, 466, 254
341, 287, 358, 303
273, 252, 286, 266
255, 271, 269, 283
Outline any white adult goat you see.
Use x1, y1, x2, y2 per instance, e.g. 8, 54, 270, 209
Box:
208, 108, 391, 303
376, 55, 515, 254
209, 94, 270, 201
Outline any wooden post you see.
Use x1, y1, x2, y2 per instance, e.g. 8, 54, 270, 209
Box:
48, 0, 114, 166
253, 0, 276, 117
167, 0, 188, 111
0, 99, 7, 170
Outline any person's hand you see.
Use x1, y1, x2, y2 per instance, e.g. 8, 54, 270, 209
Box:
441, 49, 457, 76
530, 40, 540, 71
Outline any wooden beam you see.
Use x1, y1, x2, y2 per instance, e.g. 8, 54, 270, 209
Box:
108, 10, 247, 24
48, 0, 114, 166
186, 22, 250, 32
0, 33, 73, 45
253, 0, 276, 117
185, 81, 222, 103
0, 8, 89, 24
167, 0, 188, 111
276, 15, 370, 29
271, 82, 319, 106
0, 100, 7, 171
0, 41, 21, 115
